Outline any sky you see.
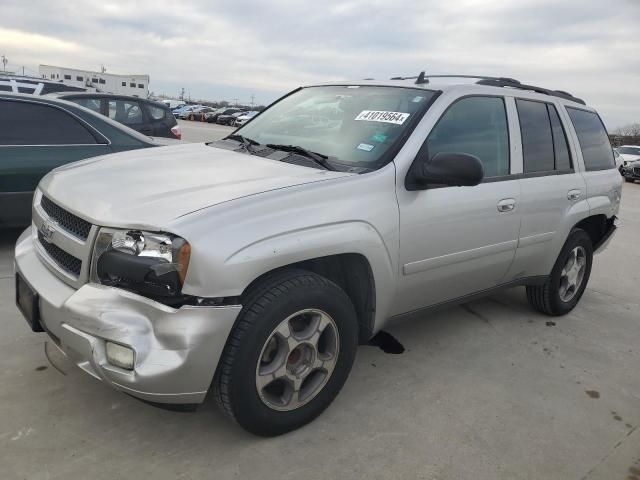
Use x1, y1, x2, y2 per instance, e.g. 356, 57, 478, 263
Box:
1, 0, 638, 129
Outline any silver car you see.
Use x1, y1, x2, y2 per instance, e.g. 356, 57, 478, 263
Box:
15, 74, 621, 436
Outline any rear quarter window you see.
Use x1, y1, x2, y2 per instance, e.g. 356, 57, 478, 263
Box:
566, 107, 614, 171
148, 104, 167, 120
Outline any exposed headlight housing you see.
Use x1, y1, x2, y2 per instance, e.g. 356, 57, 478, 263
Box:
91, 228, 191, 303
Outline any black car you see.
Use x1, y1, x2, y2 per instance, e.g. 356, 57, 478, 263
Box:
0, 93, 158, 227
206, 108, 242, 123
621, 160, 640, 183
54, 93, 181, 139
217, 111, 247, 126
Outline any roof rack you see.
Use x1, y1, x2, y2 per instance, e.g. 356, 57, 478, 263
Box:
476, 78, 585, 105
389, 71, 585, 105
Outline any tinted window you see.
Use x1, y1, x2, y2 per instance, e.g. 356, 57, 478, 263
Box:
108, 100, 143, 125
138, 84, 144, 88
548, 105, 571, 170
148, 104, 166, 120
0, 100, 98, 145
91, 78, 98, 83
64, 74, 71, 80
121, 82, 126, 87
130, 83, 136, 88
77, 76, 83, 81
516, 99, 554, 173
99, 79, 106, 84
426, 96, 510, 177
567, 108, 614, 170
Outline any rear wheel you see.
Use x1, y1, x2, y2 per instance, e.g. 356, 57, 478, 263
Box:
526, 229, 593, 316
213, 270, 358, 436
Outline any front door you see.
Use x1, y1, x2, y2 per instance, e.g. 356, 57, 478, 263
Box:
393, 95, 521, 315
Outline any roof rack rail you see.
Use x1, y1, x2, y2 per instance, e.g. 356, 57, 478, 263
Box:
389, 71, 586, 105
390, 72, 521, 85
476, 78, 585, 105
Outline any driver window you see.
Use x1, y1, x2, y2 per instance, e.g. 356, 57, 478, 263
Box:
426, 96, 510, 178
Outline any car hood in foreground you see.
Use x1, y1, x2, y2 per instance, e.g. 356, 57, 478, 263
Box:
40, 142, 353, 229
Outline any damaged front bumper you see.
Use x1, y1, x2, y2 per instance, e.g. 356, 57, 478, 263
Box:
14, 227, 241, 404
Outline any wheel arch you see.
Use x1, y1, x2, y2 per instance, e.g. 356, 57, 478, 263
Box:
240, 253, 377, 344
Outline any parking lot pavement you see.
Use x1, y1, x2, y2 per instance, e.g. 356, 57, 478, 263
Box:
177, 119, 235, 143
1, 183, 639, 480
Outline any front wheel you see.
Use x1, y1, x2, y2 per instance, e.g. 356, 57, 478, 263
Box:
213, 270, 358, 436
625, 177, 635, 183
526, 229, 593, 316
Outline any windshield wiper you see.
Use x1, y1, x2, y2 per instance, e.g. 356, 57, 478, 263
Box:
266, 144, 336, 171
226, 134, 259, 153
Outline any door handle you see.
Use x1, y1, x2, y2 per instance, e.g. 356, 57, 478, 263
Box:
497, 198, 516, 212
567, 189, 581, 201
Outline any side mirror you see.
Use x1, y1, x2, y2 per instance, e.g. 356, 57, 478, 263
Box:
407, 152, 484, 189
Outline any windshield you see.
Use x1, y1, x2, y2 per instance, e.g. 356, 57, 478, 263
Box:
234, 85, 437, 169
618, 146, 640, 155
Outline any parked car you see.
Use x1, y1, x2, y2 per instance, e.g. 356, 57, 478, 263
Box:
173, 104, 201, 119
234, 110, 259, 127
614, 149, 624, 171
0, 93, 158, 227
617, 145, 640, 166
55, 93, 181, 140
621, 159, 640, 183
178, 105, 207, 120
206, 107, 242, 123
161, 99, 186, 110
186, 106, 217, 121
217, 111, 246, 126
15, 74, 621, 436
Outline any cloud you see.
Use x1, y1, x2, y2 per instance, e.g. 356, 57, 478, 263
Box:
0, 0, 638, 127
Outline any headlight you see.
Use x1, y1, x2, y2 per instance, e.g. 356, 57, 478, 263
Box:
91, 228, 191, 301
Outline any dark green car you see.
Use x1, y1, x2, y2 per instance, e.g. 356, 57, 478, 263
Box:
0, 93, 158, 227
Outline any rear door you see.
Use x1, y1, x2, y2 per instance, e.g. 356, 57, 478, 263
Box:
0, 98, 111, 225
507, 98, 587, 279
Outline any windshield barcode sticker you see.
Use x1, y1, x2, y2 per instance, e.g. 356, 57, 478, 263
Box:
355, 110, 410, 125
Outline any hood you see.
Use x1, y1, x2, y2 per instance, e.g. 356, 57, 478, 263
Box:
621, 153, 640, 162
40, 143, 352, 229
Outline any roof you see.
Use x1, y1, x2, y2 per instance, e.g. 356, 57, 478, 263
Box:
50, 91, 168, 108
310, 74, 591, 108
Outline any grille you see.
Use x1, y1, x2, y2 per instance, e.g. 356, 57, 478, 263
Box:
37, 231, 82, 276
40, 195, 92, 240
634, 167, 640, 177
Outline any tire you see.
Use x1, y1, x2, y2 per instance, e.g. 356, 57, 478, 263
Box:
526, 228, 593, 316
213, 269, 358, 436
625, 177, 634, 183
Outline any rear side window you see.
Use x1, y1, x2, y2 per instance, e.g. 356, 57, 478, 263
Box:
517, 99, 573, 173
517, 100, 554, 172
0, 100, 99, 145
426, 96, 510, 177
566, 108, 614, 171
148, 104, 166, 120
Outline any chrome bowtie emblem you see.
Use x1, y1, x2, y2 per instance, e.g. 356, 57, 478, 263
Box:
39, 221, 56, 243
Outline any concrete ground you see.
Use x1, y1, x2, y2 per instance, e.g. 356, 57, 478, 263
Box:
1, 178, 639, 479
177, 119, 234, 143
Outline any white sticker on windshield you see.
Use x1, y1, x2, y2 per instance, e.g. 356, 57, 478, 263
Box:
354, 110, 410, 125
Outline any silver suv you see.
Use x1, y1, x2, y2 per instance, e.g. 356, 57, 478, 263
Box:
15, 73, 622, 436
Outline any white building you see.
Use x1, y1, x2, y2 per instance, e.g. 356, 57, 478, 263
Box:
38, 65, 150, 97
